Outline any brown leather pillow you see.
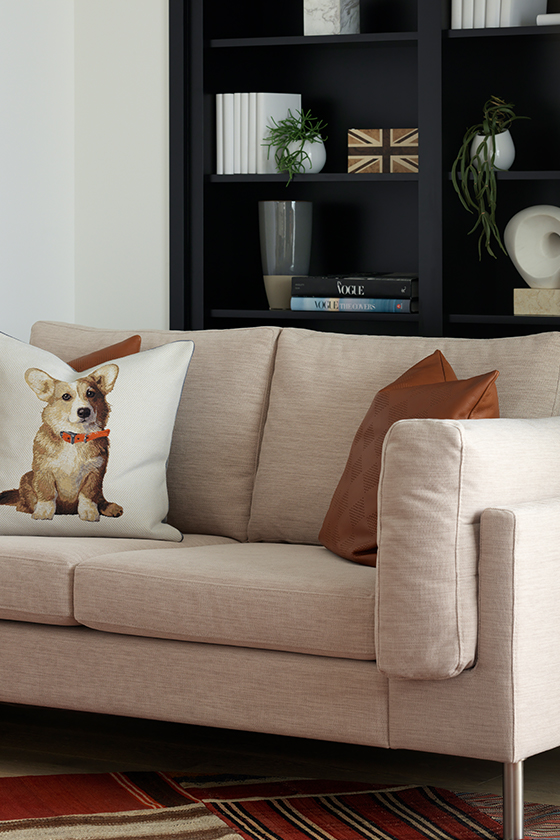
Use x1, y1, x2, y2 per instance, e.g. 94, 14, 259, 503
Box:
68, 335, 142, 372
319, 350, 500, 567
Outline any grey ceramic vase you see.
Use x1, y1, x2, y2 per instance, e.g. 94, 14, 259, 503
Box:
258, 200, 312, 309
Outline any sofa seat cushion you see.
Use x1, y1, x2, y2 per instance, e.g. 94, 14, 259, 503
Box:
0, 534, 238, 625
73, 543, 377, 660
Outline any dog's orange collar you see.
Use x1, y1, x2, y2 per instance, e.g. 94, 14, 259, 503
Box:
60, 429, 110, 444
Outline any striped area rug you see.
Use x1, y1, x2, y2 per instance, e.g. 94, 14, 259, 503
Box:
0, 772, 558, 839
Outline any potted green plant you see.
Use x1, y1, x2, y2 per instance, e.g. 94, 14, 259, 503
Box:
451, 95, 528, 258
263, 109, 328, 185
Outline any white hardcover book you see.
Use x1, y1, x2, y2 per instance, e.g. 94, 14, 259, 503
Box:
451, 0, 463, 28
215, 94, 223, 175
500, 0, 546, 25
240, 92, 249, 174
485, 0, 501, 26
223, 93, 234, 175
248, 93, 257, 173
462, 0, 475, 27
234, 93, 242, 174
537, 12, 560, 23
256, 92, 302, 175
473, 0, 487, 26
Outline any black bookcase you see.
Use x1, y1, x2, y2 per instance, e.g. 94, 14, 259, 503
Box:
169, 0, 560, 338
443, 21, 560, 337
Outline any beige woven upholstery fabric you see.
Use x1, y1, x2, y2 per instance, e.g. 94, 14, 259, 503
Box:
0, 534, 236, 625
0, 623, 390, 748
388, 498, 560, 764
74, 543, 376, 659
248, 329, 560, 544
376, 415, 560, 681
30, 322, 280, 541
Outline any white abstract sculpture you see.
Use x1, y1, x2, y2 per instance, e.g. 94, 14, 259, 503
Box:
504, 205, 560, 289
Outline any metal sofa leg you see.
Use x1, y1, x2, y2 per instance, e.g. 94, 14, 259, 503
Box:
503, 761, 524, 840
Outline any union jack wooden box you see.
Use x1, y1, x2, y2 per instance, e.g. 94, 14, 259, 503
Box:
347, 128, 419, 174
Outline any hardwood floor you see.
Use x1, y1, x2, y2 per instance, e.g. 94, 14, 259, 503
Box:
0, 703, 559, 805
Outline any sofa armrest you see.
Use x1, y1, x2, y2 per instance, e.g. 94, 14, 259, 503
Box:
375, 416, 560, 681
385, 496, 560, 761
478, 499, 560, 759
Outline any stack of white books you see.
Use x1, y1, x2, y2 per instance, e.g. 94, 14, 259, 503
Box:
215, 92, 301, 175
450, 0, 546, 28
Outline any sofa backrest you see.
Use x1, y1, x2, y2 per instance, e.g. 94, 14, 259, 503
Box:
29, 321, 280, 541
247, 329, 560, 545
30, 322, 560, 544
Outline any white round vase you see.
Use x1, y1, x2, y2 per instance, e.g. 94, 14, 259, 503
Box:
470, 128, 515, 171
287, 138, 326, 175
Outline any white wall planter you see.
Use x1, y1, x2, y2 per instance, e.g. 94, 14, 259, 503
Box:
286, 138, 326, 175
303, 0, 360, 36
470, 129, 515, 171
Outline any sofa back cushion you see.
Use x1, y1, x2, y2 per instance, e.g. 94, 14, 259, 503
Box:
30, 322, 280, 541
248, 329, 560, 544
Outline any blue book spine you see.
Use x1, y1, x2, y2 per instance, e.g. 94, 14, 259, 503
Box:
290, 297, 416, 313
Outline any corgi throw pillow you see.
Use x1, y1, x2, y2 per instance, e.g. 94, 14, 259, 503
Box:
319, 350, 500, 566
0, 331, 194, 541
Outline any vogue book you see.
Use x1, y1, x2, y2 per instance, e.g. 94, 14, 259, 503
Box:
290, 297, 419, 313
291, 273, 418, 299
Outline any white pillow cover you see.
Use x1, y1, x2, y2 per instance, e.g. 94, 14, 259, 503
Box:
0, 332, 194, 541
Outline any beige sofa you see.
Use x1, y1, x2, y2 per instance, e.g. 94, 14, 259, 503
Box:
4, 320, 560, 840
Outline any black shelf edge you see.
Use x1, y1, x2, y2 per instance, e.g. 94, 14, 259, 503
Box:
209, 173, 419, 183
449, 171, 560, 181
210, 32, 418, 48
211, 309, 420, 321
450, 314, 560, 324
446, 24, 560, 37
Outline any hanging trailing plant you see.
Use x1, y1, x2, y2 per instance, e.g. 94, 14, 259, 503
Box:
262, 109, 328, 185
451, 96, 529, 259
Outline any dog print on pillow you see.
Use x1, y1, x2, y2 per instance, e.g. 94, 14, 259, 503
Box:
0, 365, 122, 521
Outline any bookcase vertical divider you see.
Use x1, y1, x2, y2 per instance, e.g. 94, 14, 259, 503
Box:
417, 1, 444, 337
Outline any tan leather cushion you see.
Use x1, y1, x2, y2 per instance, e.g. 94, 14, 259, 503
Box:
319, 351, 499, 566
68, 335, 142, 371
73, 543, 377, 660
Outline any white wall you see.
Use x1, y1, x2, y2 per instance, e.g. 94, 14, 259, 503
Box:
74, 0, 169, 331
0, 0, 169, 342
0, 0, 75, 341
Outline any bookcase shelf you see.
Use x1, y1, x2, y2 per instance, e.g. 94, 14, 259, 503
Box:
209, 173, 420, 183
450, 171, 560, 181
211, 32, 419, 47
446, 24, 560, 37
169, 0, 560, 338
211, 309, 420, 321
451, 314, 560, 324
